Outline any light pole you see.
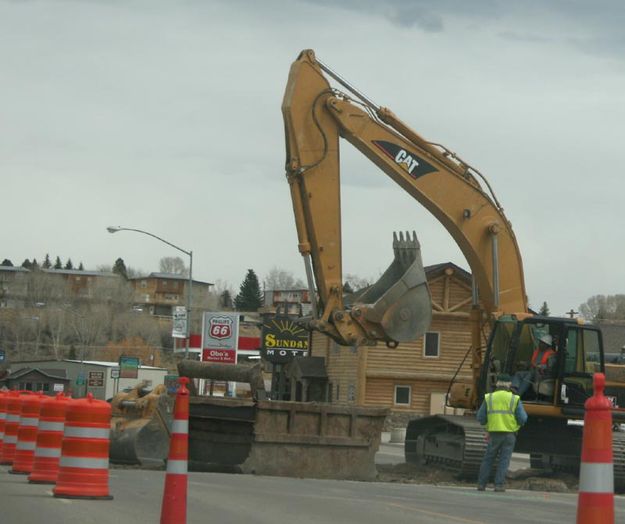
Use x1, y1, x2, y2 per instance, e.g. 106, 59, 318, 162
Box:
107, 226, 193, 359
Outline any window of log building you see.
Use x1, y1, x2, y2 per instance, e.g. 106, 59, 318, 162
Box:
424, 332, 440, 358
394, 385, 411, 406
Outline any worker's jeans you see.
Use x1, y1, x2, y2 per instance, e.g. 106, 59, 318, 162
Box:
477, 432, 516, 488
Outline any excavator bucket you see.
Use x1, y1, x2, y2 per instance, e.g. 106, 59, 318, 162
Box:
109, 382, 174, 466
354, 231, 432, 343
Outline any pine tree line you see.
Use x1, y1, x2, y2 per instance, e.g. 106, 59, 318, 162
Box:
1, 254, 85, 271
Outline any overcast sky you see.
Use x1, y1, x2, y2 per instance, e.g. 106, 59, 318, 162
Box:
1, 0, 624, 316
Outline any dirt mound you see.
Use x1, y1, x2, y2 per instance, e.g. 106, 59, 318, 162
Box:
376, 463, 579, 492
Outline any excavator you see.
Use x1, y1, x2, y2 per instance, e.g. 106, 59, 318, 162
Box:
282, 49, 625, 489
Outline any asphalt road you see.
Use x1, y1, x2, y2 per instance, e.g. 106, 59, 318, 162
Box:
2, 465, 625, 524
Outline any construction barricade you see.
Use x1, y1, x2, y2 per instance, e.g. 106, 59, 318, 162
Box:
577, 373, 614, 524
160, 377, 190, 524
29, 393, 70, 484
0, 391, 7, 455
11, 392, 43, 474
53, 393, 113, 500
0, 391, 22, 465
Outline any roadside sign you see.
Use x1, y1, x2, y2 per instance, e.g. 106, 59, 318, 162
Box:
76, 372, 85, 386
119, 356, 140, 379
88, 371, 105, 387
111, 368, 120, 379
53, 383, 65, 392
0, 350, 5, 362
201, 312, 239, 364
164, 375, 179, 394
261, 315, 310, 363
172, 306, 188, 339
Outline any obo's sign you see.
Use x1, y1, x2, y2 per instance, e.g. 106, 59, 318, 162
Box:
201, 312, 239, 364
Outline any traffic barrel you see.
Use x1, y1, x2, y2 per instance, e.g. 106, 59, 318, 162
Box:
577, 373, 614, 524
0, 391, 23, 465
0, 391, 7, 456
160, 377, 190, 524
10, 392, 43, 474
53, 393, 113, 500
29, 393, 70, 484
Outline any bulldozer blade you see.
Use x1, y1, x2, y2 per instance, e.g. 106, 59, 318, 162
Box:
354, 231, 432, 343
109, 394, 174, 466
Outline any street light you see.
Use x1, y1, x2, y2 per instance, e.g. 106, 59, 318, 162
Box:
107, 226, 193, 359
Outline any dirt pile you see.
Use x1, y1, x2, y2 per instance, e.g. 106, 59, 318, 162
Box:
376, 462, 579, 493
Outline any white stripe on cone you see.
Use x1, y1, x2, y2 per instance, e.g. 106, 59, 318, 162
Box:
39, 421, 64, 432
16, 441, 36, 451
64, 426, 110, 439
166, 459, 188, 475
34, 447, 62, 458
19, 417, 39, 427
579, 462, 614, 493
171, 420, 188, 434
60, 456, 109, 469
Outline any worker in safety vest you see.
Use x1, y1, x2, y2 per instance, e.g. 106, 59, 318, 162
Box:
511, 334, 556, 397
476, 373, 528, 492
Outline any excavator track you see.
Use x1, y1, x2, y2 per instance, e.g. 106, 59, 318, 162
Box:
405, 415, 487, 479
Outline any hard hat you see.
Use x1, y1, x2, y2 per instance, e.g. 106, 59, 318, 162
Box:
495, 373, 512, 387
539, 334, 553, 346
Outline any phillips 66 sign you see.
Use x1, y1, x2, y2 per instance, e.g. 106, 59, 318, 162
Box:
201, 312, 240, 364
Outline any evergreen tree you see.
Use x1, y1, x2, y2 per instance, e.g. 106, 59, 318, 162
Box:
1, 259, 13, 267
31, 258, 39, 270
68, 345, 77, 360
78, 262, 85, 271
21, 259, 32, 269
234, 269, 263, 311
53, 256, 62, 269
343, 281, 354, 294
113, 257, 128, 279
42, 254, 52, 269
64, 258, 74, 270
539, 301, 550, 316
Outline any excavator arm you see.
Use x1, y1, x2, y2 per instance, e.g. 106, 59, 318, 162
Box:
282, 49, 528, 353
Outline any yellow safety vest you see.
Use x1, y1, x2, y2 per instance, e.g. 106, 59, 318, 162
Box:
485, 390, 520, 433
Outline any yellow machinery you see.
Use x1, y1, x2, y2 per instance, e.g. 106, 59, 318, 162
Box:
282, 49, 625, 487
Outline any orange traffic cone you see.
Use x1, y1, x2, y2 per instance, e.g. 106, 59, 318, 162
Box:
0, 391, 22, 465
160, 377, 190, 524
53, 393, 113, 500
0, 391, 7, 456
577, 373, 614, 524
11, 392, 43, 474
29, 393, 70, 484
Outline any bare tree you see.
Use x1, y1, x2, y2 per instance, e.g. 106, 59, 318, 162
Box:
263, 266, 305, 291
579, 294, 625, 322
159, 256, 188, 276
343, 273, 373, 293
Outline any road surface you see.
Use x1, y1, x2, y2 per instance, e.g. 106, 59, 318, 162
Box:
2, 465, 624, 523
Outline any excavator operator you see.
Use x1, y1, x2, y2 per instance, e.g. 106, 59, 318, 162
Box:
512, 334, 557, 397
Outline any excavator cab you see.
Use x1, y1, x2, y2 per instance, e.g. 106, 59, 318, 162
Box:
480, 315, 604, 409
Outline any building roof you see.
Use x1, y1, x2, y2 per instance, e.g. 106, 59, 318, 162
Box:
129, 272, 213, 286
424, 262, 472, 283
3, 367, 68, 381
42, 269, 117, 277
11, 359, 168, 371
